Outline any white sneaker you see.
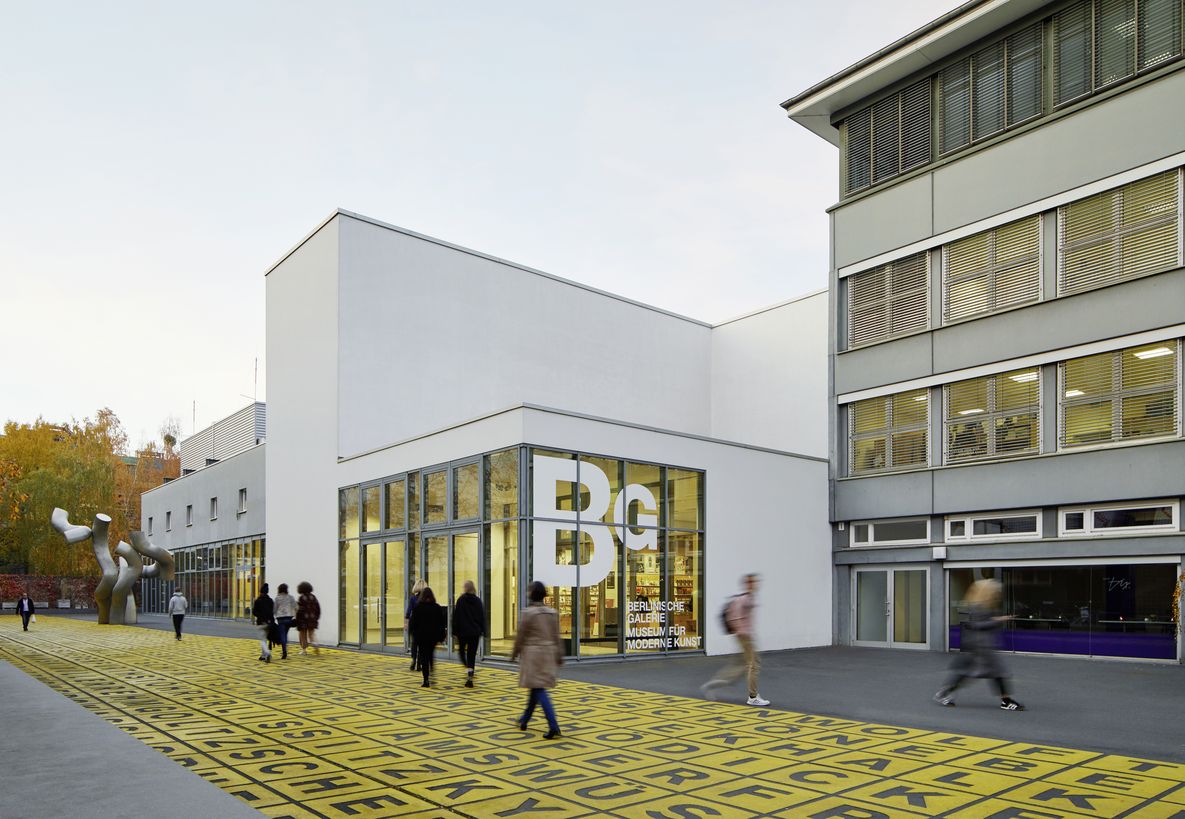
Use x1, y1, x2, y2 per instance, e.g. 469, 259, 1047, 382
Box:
700, 682, 718, 701
746, 695, 771, 707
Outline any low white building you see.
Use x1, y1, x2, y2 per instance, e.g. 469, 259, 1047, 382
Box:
264, 210, 831, 660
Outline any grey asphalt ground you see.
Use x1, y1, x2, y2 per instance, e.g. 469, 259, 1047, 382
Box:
5, 610, 1182, 819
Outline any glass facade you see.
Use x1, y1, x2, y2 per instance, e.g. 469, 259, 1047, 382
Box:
139, 537, 265, 620
338, 445, 705, 659
948, 564, 1178, 660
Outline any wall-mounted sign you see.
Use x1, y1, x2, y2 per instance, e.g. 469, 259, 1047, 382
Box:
531, 455, 656, 588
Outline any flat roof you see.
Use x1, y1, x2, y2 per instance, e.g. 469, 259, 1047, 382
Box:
782, 0, 1051, 145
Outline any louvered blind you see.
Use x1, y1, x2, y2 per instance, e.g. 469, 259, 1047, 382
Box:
1060, 341, 1180, 447
944, 215, 1041, 322
1096, 0, 1138, 88
842, 79, 932, 195
940, 58, 972, 155
945, 368, 1041, 462
1058, 170, 1181, 295
850, 389, 930, 474
940, 22, 1044, 155
973, 42, 1007, 140
847, 252, 929, 347
1055, 0, 1094, 104
1007, 24, 1044, 124
845, 109, 872, 193
1139, 0, 1184, 68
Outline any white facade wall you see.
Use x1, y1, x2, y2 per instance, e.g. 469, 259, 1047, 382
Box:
265, 220, 341, 617
337, 214, 714, 458
710, 291, 829, 458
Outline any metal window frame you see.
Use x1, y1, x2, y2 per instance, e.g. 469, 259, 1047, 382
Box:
941, 214, 1044, 324
945, 509, 1043, 542
848, 390, 932, 475
943, 369, 1043, 464
848, 518, 932, 548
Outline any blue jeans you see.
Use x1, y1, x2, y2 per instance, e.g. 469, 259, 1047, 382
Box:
520, 688, 559, 732
277, 617, 294, 654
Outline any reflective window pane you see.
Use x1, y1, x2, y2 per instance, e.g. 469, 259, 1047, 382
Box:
668, 531, 702, 651
385, 479, 406, 530
453, 463, 479, 521
339, 540, 360, 644
362, 485, 381, 533
626, 462, 663, 529
532, 449, 576, 516
485, 449, 519, 520
668, 469, 702, 530
485, 521, 518, 656
339, 487, 359, 539
579, 455, 622, 525
578, 524, 620, 656
424, 471, 447, 525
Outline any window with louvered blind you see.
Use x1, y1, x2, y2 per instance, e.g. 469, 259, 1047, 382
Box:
842, 79, 932, 195
1058, 169, 1181, 295
849, 389, 930, 474
945, 368, 1041, 462
1060, 340, 1180, 448
940, 23, 1044, 156
1056, 0, 1184, 105
847, 252, 930, 347
943, 215, 1042, 322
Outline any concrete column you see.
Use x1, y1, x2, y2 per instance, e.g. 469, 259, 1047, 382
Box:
1041, 210, 1058, 300
1041, 362, 1059, 453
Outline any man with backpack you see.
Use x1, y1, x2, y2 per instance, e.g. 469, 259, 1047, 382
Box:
701, 573, 769, 706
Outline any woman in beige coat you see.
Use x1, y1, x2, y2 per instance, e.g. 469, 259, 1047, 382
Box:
511, 580, 563, 738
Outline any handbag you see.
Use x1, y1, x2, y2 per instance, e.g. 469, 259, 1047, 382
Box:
30, 615, 36, 624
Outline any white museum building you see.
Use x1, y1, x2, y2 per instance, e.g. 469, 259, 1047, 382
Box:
262, 209, 831, 661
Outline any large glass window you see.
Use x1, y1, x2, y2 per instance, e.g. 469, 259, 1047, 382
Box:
384, 539, 406, 647
452, 463, 479, 521
949, 563, 1178, 659
849, 389, 930, 474
579, 524, 621, 656
945, 367, 1041, 462
1060, 499, 1179, 535
424, 470, 447, 525
362, 485, 381, 533
851, 518, 930, 547
339, 540, 360, 644
485, 519, 519, 657
842, 79, 931, 195
943, 216, 1041, 323
1058, 170, 1181, 296
339, 487, 360, 539
668, 469, 703, 531
946, 511, 1041, 541
1060, 341, 1180, 448
485, 449, 518, 520
385, 478, 406, 531
847, 252, 929, 348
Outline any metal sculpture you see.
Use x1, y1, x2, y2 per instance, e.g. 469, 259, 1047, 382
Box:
51, 508, 175, 624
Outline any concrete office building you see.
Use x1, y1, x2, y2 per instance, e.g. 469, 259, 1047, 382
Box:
140, 404, 267, 619
785, 0, 1185, 660
265, 210, 831, 660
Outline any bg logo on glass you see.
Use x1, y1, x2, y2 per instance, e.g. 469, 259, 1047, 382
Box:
532, 454, 657, 588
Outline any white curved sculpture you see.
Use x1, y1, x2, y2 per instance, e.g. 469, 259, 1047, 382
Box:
51, 508, 174, 625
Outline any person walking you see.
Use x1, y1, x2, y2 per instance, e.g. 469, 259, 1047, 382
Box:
167, 588, 188, 640
701, 573, 770, 706
511, 580, 563, 738
934, 579, 1025, 711
274, 583, 297, 659
16, 593, 35, 631
405, 579, 425, 672
295, 581, 320, 655
252, 584, 275, 663
452, 580, 486, 688
408, 587, 446, 688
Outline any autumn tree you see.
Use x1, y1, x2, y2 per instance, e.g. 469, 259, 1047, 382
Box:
0, 410, 126, 575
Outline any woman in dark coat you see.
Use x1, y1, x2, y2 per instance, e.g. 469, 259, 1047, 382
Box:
451, 580, 486, 687
405, 579, 425, 672
934, 579, 1024, 710
407, 586, 446, 688
295, 581, 321, 656
511, 580, 563, 738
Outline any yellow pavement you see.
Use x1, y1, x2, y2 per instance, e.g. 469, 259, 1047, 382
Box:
1, 617, 1183, 818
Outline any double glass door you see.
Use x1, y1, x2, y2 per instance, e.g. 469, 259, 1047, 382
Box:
355, 528, 480, 656
421, 530, 480, 657
853, 566, 929, 648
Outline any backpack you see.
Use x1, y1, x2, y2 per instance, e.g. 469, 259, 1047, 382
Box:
720, 595, 739, 634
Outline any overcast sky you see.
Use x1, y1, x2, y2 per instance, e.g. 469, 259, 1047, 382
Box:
1, 0, 955, 448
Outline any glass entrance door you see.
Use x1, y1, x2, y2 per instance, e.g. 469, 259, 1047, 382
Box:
362, 542, 383, 648
853, 566, 929, 648
384, 539, 407, 650
419, 529, 481, 657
